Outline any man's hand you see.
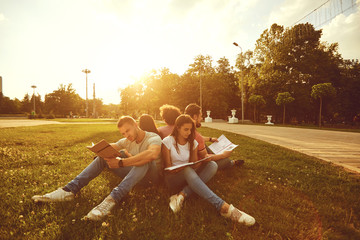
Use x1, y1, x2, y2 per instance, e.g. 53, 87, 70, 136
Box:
104, 157, 120, 169
209, 137, 218, 143
221, 150, 232, 159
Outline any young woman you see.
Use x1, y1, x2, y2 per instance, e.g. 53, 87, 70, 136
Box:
162, 114, 255, 226
139, 114, 160, 136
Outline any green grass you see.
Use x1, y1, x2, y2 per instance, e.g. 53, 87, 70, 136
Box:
0, 124, 360, 239
47, 118, 118, 123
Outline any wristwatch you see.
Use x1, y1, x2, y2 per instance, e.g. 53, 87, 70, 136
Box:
117, 157, 124, 167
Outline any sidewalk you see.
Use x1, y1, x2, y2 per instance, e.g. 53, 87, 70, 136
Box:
0, 119, 63, 128
202, 122, 360, 174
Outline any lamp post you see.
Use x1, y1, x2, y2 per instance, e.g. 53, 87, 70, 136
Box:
82, 69, 91, 118
233, 42, 244, 123
199, 69, 202, 110
31, 85, 37, 115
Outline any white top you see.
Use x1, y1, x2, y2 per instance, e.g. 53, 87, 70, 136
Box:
162, 136, 198, 166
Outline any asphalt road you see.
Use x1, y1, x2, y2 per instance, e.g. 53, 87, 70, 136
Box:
202, 122, 360, 174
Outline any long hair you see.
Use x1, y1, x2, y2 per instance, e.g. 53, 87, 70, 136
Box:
139, 114, 160, 135
171, 114, 196, 161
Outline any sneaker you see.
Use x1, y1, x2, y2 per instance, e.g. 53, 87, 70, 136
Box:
221, 204, 255, 226
234, 160, 245, 167
32, 188, 74, 202
83, 195, 116, 221
169, 194, 184, 213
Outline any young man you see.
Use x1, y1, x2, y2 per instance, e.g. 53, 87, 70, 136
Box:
157, 104, 181, 139
32, 116, 162, 221
184, 103, 244, 169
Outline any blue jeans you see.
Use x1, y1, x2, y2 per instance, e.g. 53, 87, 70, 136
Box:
65, 156, 158, 203
205, 145, 233, 170
165, 161, 224, 211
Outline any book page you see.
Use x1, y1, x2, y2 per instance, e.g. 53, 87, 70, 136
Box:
87, 139, 121, 159
164, 156, 212, 171
208, 135, 238, 155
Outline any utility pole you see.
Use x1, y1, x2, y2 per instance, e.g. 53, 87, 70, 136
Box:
82, 69, 91, 118
31, 85, 37, 116
233, 42, 244, 123
93, 83, 96, 118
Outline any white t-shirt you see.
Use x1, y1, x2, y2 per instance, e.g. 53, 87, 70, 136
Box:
162, 136, 198, 166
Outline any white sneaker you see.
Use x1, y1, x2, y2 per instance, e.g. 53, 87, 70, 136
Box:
169, 194, 184, 213
83, 195, 116, 221
221, 204, 256, 226
32, 188, 74, 202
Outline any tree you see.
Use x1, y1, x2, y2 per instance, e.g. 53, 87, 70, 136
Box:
45, 84, 83, 116
248, 95, 266, 123
311, 83, 336, 127
276, 92, 295, 124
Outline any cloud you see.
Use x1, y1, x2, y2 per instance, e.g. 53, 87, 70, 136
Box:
322, 4, 360, 60
267, 0, 316, 28
0, 13, 6, 22
267, 0, 360, 60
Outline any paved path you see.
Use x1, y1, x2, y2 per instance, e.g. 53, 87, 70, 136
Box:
0, 119, 64, 128
202, 122, 360, 174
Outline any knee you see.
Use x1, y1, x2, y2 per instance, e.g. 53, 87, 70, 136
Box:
183, 166, 197, 180
208, 161, 218, 170
207, 161, 218, 175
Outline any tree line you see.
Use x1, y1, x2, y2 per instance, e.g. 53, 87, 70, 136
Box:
119, 23, 360, 125
0, 84, 118, 118
1, 23, 359, 125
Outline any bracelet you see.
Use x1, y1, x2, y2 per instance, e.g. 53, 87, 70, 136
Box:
209, 137, 212, 142
118, 158, 124, 167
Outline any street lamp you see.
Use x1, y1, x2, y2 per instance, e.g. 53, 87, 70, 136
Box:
31, 85, 37, 115
82, 69, 91, 118
233, 42, 244, 124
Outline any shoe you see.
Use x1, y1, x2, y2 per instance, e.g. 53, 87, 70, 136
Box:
32, 188, 74, 202
221, 204, 255, 226
169, 194, 184, 213
234, 160, 245, 167
83, 195, 116, 221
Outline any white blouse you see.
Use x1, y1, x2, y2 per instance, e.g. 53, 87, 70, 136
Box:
162, 136, 198, 166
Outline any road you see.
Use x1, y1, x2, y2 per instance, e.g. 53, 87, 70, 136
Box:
202, 122, 360, 174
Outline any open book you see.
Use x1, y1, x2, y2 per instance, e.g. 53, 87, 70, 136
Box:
87, 139, 121, 159
164, 156, 212, 171
208, 134, 238, 155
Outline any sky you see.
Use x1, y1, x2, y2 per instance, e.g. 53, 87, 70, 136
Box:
0, 0, 359, 104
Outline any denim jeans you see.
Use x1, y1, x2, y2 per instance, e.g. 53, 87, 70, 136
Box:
205, 145, 233, 170
165, 161, 224, 211
65, 156, 158, 203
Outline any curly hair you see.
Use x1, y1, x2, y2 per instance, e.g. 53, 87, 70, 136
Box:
159, 104, 181, 125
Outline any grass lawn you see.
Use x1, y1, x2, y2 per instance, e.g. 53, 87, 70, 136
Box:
46, 118, 118, 123
1, 124, 360, 240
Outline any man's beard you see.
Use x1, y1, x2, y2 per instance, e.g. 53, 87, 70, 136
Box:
196, 122, 201, 128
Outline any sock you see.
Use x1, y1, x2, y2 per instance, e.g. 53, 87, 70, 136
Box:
62, 186, 71, 192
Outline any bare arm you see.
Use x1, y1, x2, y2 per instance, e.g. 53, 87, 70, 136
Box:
202, 136, 218, 143
189, 146, 198, 163
206, 150, 232, 161
161, 144, 172, 168
198, 148, 207, 159
105, 144, 160, 168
